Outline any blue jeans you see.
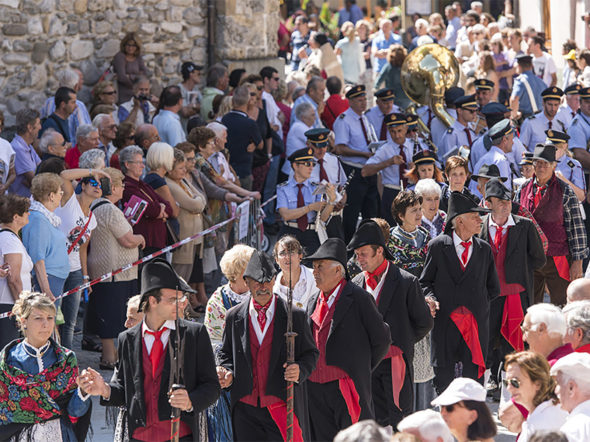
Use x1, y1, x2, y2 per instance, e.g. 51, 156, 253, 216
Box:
262, 154, 280, 225
33, 274, 66, 309
59, 269, 84, 349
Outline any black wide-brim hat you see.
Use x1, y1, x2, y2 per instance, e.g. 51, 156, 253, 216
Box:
471, 163, 508, 182
305, 238, 349, 278
243, 250, 278, 283
532, 143, 557, 163
139, 257, 196, 311
347, 219, 394, 260
443, 191, 490, 234
485, 177, 512, 201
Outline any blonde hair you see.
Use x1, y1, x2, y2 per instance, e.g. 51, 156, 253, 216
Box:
31, 173, 62, 203
220, 244, 256, 282
12, 292, 56, 332
505, 351, 558, 407
102, 167, 124, 188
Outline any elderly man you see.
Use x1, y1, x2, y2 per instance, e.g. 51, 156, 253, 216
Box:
304, 238, 390, 441
93, 113, 117, 165
420, 192, 500, 392
217, 251, 319, 441
371, 19, 402, 73
523, 303, 573, 364
118, 76, 157, 128
349, 220, 433, 428
9, 109, 41, 196
152, 85, 186, 147
568, 278, 590, 302
134, 124, 160, 153
398, 409, 454, 442
515, 144, 588, 305
64, 124, 100, 169
551, 353, 590, 441
290, 76, 326, 129
36, 129, 67, 173
520, 87, 567, 151
282, 102, 316, 175
563, 301, 590, 353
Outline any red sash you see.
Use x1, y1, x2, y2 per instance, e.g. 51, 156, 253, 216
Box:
267, 401, 304, 442
338, 377, 361, 424
383, 345, 405, 409
553, 256, 570, 282
449, 306, 485, 378
501, 295, 525, 352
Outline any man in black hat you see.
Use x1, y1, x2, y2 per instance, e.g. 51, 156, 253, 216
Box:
334, 84, 380, 242
568, 87, 590, 169
520, 86, 567, 150
304, 238, 391, 441
349, 220, 433, 428
420, 192, 500, 392
97, 258, 220, 441
471, 163, 508, 198
549, 129, 586, 201
510, 54, 546, 121
472, 119, 515, 192
365, 88, 400, 142
362, 112, 413, 226
478, 178, 546, 396
515, 144, 588, 305
216, 251, 319, 441
276, 147, 338, 255
440, 94, 479, 160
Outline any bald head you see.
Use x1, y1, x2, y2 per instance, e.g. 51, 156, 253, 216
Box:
567, 278, 590, 303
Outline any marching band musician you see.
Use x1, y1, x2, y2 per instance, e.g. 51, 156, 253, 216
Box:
439, 95, 479, 161
549, 129, 586, 202
364, 88, 400, 142
519, 87, 567, 151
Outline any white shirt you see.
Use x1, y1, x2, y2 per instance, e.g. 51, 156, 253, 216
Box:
0, 229, 33, 304
488, 214, 515, 241
323, 280, 343, 309
532, 52, 557, 87
560, 399, 590, 442
249, 294, 276, 344
364, 261, 389, 302
262, 90, 283, 139
0, 138, 15, 189
452, 231, 473, 266
142, 319, 176, 355
519, 400, 568, 441
274, 265, 319, 310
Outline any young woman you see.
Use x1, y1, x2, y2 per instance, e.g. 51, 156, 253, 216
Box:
439, 155, 479, 213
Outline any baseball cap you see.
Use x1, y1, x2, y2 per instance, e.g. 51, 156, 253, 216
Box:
431, 378, 487, 406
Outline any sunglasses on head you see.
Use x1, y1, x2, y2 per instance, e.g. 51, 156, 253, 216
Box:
502, 378, 521, 389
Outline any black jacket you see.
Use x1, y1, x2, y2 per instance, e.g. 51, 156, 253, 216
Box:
420, 233, 500, 367
101, 320, 220, 440
305, 281, 391, 420
218, 296, 319, 440
479, 214, 546, 308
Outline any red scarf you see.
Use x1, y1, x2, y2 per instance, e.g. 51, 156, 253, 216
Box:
364, 259, 388, 290
253, 299, 270, 329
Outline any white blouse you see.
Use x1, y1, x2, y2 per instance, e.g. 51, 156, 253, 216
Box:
519, 400, 568, 442
273, 265, 319, 310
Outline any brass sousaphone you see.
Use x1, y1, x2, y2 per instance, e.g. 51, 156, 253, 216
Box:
401, 43, 461, 132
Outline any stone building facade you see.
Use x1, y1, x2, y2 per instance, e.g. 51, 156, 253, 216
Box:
0, 0, 280, 124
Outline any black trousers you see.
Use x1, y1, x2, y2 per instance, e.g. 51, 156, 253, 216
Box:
533, 257, 569, 306
341, 163, 379, 243
233, 401, 283, 442
308, 380, 352, 442
372, 357, 413, 429
380, 187, 401, 227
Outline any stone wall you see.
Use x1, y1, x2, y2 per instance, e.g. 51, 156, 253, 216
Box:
0, 0, 279, 125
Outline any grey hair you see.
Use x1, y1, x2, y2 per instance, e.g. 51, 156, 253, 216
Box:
15, 109, 40, 135
306, 76, 325, 94
334, 262, 346, 278
563, 301, 590, 346
119, 145, 144, 174
76, 124, 98, 142
415, 178, 442, 198
38, 129, 60, 154
292, 86, 306, 103
398, 410, 454, 442
92, 113, 112, 130
232, 85, 250, 108
206, 63, 228, 88
56, 68, 79, 89
79, 149, 106, 169
333, 420, 390, 442
527, 303, 567, 337
294, 102, 315, 121
206, 121, 227, 138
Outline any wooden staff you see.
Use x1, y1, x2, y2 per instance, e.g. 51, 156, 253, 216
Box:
285, 254, 297, 441
169, 287, 185, 442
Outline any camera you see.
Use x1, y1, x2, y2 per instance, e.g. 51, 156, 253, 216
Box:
136, 94, 150, 101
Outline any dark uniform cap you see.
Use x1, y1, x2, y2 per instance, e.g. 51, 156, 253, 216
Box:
405, 114, 419, 129
181, 62, 203, 78
345, 84, 366, 99
305, 238, 349, 277
305, 128, 330, 147
347, 219, 394, 260
485, 177, 511, 201
541, 86, 564, 101
139, 258, 196, 311
445, 87, 465, 106
385, 112, 408, 127
375, 88, 395, 100
481, 102, 510, 116
545, 129, 570, 144
532, 143, 556, 162
488, 119, 513, 140
519, 151, 534, 166
564, 83, 582, 95
243, 251, 277, 283
412, 149, 437, 165
580, 87, 590, 99
474, 78, 495, 90
288, 147, 316, 163
515, 54, 533, 64
444, 192, 490, 234
471, 163, 508, 182
454, 94, 478, 110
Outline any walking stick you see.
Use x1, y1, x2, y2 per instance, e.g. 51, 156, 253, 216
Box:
285, 254, 298, 441
170, 287, 185, 442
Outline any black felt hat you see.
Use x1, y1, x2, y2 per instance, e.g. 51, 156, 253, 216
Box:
471, 163, 508, 182
347, 219, 394, 260
306, 238, 349, 277
139, 258, 195, 311
444, 192, 490, 234
243, 250, 278, 283
532, 143, 556, 162
485, 177, 511, 201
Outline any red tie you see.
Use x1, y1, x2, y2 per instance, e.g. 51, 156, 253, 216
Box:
365, 259, 388, 291
359, 117, 370, 144
296, 183, 308, 231
464, 128, 473, 147
316, 293, 330, 324
548, 120, 552, 129
460, 241, 471, 268
318, 159, 329, 182
494, 225, 503, 250
399, 144, 408, 187
145, 327, 167, 376
379, 117, 387, 141
572, 111, 576, 118
253, 299, 270, 329
533, 184, 546, 209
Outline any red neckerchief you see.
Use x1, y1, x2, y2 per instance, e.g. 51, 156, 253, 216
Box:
315, 278, 345, 324
252, 298, 270, 329
364, 259, 388, 290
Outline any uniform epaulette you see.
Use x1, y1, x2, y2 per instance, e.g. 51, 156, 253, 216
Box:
527, 115, 536, 120
339, 113, 346, 119
310, 181, 319, 186
567, 160, 575, 169
277, 181, 288, 187
571, 118, 578, 125
447, 128, 453, 134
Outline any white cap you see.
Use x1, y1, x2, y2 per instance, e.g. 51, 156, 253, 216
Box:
550, 352, 590, 378
431, 378, 487, 407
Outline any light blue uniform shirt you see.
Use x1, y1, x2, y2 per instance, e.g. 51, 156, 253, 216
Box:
470, 131, 526, 174
471, 145, 513, 197
334, 107, 376, 166
519, 112, 568, 151
153, 109, 186, 147
440, 120, 477, 160
364, 104, 400, 142
568, 112, 590, 152
557, 155, 586, 191
511, 70, 546, 116
277, 177, 322, 223
365, 140, 413, 186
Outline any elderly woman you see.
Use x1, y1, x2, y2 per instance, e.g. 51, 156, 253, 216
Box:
432, 377, 497, 442
504, 351, 568, 441
22, 173, 69, 305
86, 167, 145, 369
165, 148, 208, 308
79, 148, 106, 170
415, 178, 446, 239
112, 33, 148, 104
120, 145, 172, 256
0, 194, 32, 349
91, 80, 119, 123
0, 292, 102, 441
273, 235, 319, 310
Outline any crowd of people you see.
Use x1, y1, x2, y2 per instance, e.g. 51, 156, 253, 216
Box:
2, 0, 590, 441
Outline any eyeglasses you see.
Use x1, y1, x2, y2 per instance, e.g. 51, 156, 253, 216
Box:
126, 160, 144, 164
186, 156, 197, 163
257, 85, 263, 91
102, 91, 117, 95
502, 378, 521, 389
272, 76, 280, 81
295, 161, 315, 167
162, 295, 188, 304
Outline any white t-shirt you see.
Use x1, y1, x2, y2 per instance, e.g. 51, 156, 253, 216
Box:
0, 230, 33, 304
533, 52, 557, 87
0, 138, 15, 190
55, 193, 97, 272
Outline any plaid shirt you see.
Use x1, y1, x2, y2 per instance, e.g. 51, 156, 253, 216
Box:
515, 177, 588, 261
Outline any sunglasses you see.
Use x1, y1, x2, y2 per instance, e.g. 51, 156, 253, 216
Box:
442, 402, 464, 412
272, 77, 280, 81
503, 378, 521, 389
257, 85, 263, 91
86, 179, 102, 189
102, 91, 117, 95
295, 161, 316, 167
250, 92, 257, 97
